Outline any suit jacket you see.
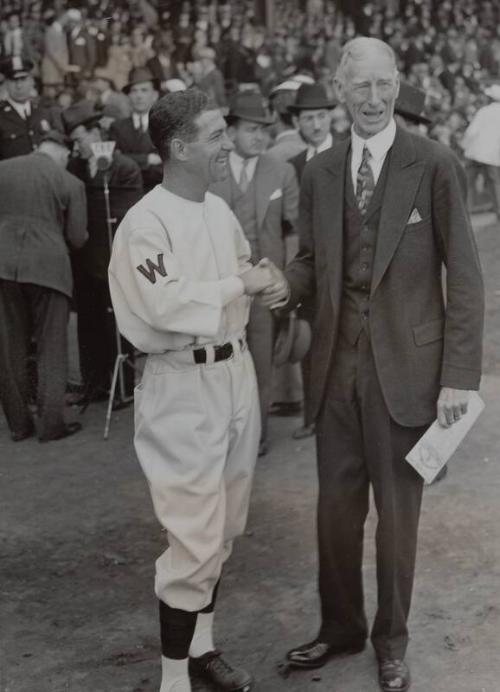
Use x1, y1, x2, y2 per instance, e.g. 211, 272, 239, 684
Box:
0, 151, 87, 297
109, 117, 162, 192
68, 152, 143, 279
285, 126, 484, 427
68, 28, 96, 76
41, 23, 69, 86
0, 99, 63, 160
209, 153, 299, 269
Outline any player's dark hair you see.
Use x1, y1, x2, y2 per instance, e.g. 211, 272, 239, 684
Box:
149, 88, 210, 162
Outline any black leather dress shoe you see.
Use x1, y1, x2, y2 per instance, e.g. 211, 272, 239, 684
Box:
11, 422, 35, 442
39, 422, 82, 443
286, 637, 366, 669
189, 650, 253, 691
378, 658, 411, 691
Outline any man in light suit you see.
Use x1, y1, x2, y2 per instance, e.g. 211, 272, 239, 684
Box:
262, 38, 484, 692
0, 130, 87, 441
210, 92, 299, 456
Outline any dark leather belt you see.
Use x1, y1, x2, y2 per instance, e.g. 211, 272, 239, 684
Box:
193, 341, 242, 365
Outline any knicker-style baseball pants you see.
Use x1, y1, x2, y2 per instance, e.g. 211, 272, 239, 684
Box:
134, 340, 260, 613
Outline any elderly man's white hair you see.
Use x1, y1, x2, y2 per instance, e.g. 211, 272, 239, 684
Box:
335, 37, 398, 86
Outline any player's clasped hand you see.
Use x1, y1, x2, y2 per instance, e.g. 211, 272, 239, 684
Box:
437, 387, 470, 428
240, 262, 274, 295
257, 258, 290, 307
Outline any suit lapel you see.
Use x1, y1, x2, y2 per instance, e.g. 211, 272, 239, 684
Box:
319, 139, 349, 303
255, 155, 277, 229
370, 127, 425, 297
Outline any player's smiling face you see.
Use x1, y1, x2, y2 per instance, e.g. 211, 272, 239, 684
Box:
187, 109, 234, 184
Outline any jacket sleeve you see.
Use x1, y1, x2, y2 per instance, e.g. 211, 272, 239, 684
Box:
431, 149, 484, 390
64, 173, 88, 249
284, 162, 316, 309
110, 225, 245, 338
281, 161, 299, 236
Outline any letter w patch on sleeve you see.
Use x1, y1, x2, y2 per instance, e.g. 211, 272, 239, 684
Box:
136, 253, 168, 284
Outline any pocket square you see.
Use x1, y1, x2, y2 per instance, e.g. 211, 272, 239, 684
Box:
269, 188, 282, 201
408, 208, 423, 224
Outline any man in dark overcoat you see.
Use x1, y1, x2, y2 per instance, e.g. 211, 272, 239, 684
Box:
261, 37, 484, 692
0, 130, 88, 441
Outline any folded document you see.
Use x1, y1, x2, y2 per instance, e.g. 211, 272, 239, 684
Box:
405, 392, 485, 484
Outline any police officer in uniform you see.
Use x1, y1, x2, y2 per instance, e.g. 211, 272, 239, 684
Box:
0, 56, 63, 161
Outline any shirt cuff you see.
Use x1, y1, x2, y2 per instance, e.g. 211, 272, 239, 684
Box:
219, 275, 245, 306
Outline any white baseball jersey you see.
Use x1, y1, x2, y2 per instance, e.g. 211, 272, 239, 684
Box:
109, 185, 252, 353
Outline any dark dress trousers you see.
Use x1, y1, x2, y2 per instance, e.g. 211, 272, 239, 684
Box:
0, 151, 87, 438
68, 152, 143, 398
0, 99, 63, 160
110, 116, 163, 193
285, 126, 484, 659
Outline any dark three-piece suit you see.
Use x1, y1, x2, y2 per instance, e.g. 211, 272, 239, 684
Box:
285, 126, 484, 659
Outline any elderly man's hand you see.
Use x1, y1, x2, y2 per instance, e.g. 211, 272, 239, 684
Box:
437, 387, 470, 428
240, 263, 274, 295
257, 258, 290, 308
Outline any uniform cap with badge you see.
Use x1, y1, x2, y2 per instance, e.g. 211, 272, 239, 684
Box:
0, 56, 34, 80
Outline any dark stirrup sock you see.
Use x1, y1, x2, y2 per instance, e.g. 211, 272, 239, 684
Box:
159, 600, 197, 660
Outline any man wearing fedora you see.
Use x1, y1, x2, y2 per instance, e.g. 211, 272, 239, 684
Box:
394, 81, 432, 134
0, 129, 87, 441
0, 56, 63, 161
110, 67, 163, 193
288, 81, 338, 440
210, 91, 299, 456
93, 67, 131, 121
261, 37, 484, 692
267, 79, 308, 163
63, 101, 143, 405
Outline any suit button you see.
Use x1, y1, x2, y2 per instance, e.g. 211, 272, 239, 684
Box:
361, 263, 368, 271
29, 130, 34, 135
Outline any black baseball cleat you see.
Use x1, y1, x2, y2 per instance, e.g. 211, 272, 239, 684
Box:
286, 637, 366, 669
189, 650, 253, 691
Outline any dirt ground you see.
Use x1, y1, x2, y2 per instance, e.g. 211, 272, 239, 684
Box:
1, 215, 500, 692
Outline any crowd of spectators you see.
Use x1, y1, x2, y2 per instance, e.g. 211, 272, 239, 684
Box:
1, 0, 500, 150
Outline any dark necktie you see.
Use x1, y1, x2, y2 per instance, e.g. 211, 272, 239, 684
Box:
356, 145, 375, 215
239, 159, 250, 194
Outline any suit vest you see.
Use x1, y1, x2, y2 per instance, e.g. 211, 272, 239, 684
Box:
229, 168, 261, 264
337, 149, 392, 345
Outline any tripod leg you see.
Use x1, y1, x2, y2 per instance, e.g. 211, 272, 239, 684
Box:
104, 354, 126, 440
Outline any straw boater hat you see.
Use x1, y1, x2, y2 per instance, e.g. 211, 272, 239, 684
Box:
122, 67, 160, 94
225, 92, 274, 126
394, 81, 432, 125
287, 82, 336, 114
273, 312, 312, 367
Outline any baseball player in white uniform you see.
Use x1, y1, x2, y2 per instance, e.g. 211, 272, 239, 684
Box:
109, 90, 274, 692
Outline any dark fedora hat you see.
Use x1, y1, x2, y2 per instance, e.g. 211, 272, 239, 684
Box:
62, 100, 102, 135
123, 67, 160, 94
273, 312, 312, 367
395, 81, 431, 125
0, 55, 34, 79
225, 92, 274, 125
38, 129, 70, 148
288, 82, 336, 114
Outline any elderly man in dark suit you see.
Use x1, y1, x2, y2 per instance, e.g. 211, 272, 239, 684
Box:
63, 102, 143, 405
210, 92, 299, 456
0, 56, 63, 160
109, 67, 162, 193
261, 37, 484, 692
0, 130, 88, 441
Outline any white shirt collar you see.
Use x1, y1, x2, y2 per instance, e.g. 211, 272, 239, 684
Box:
7, 98, 30, 119
351, 118, 396, 163
133, 112, 149, 129
306, 131, 333, 161
229, 150, 259, 183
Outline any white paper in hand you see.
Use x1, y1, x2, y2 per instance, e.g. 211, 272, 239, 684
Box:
405, 392, 485, 484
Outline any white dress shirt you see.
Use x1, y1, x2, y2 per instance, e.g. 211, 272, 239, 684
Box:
229, 151, 259, 185
133, 112, 149, 132
306, 131, 333, 161
351, 118, 396, 193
